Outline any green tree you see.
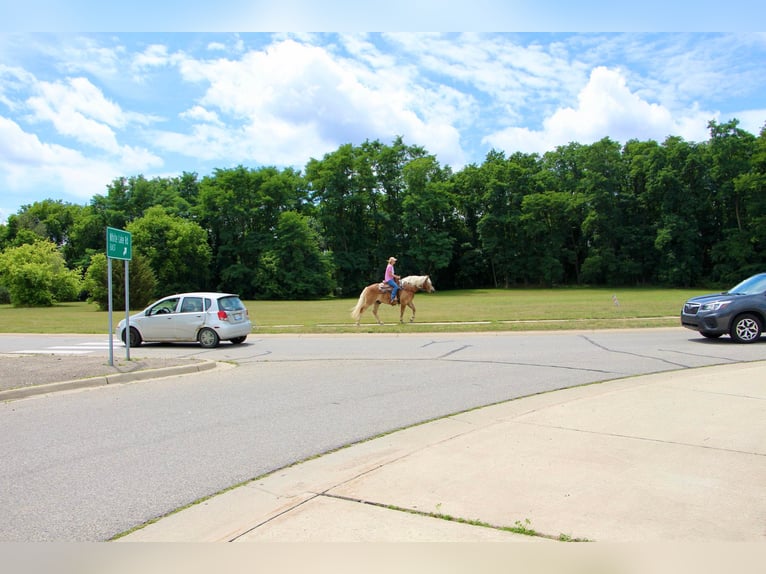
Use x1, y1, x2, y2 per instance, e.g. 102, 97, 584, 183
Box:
307, 144, 377, 294
575, 138, 629, 284
401, 155, 455, 277
707, 119, 756, 234
620, 139, 663, 284
307, 138, 431, 295
127, 206, 212, 295
254, 211, 335, 299
197, 165, 306, 297
0, 240, 82, 306
709, 122, 766, 281
648, 137, 711, 286
3, 199, 82, 246
83, 252, 157, 310
476, 150, 542, 287
519, 191, 581, 286
449, 164, 491, 288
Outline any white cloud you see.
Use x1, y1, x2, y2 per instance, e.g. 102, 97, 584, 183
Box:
162, 38, 469, 167
180, 105, 221, 124
0, 116, 116, 202
27, 77, 123, 152
0, 114, 163, 214
131, 44, 172, 72
54, 36, 127, 78
20, 75, 163, 168
484, 66, 715, 154
735, 109, 766, 136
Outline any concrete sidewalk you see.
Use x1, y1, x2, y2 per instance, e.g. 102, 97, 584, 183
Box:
119, 361, 766, 543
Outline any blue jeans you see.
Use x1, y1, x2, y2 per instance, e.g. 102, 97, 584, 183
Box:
386, 279, 399, 302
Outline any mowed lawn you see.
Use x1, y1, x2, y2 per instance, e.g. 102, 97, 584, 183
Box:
0, 287, 699, 335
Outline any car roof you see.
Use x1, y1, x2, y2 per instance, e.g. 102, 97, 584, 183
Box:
161, 292, 240, 299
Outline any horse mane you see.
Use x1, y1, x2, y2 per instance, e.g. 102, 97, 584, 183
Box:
401, 275, 429, 289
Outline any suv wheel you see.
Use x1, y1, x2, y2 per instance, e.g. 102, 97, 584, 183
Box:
198, 327, 220, 348
730, 313, 762, 344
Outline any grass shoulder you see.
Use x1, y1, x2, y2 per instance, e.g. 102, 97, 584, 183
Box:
0, 286, 694, 335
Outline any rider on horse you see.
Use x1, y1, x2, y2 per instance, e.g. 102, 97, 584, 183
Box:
384, 256, 400, 305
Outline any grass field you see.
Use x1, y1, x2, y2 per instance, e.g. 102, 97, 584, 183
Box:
0, 287, 698, 335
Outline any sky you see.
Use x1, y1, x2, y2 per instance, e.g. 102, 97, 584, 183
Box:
1, 1, 765, 223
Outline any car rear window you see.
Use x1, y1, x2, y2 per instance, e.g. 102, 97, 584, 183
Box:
218, 296, 245, 311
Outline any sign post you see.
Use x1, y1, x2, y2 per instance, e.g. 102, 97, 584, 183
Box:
106, 227, 132, 366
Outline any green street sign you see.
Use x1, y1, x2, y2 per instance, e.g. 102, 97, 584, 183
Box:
106, 227, 132, 260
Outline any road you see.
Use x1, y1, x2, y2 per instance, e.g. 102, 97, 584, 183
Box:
0, 329, 762, 541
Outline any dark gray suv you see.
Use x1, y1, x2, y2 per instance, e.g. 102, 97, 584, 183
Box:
681, 272, 766, 343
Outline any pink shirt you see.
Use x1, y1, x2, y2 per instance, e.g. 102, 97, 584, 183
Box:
385, 263, 395, 281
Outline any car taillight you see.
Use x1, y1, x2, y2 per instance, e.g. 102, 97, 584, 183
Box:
217, 310, 228, 320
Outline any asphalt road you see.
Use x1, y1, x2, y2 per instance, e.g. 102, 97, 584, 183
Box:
1, 329, 763, 541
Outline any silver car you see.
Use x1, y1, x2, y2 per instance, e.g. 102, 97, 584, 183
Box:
117, 292, 252, 348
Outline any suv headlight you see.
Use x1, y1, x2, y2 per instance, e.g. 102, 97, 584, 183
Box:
700, 300, 732, 312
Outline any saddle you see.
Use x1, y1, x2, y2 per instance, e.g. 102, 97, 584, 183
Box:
377, 281, 401, 293
377, 281, 401, 304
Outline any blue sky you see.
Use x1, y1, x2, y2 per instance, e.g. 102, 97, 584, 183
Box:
1, 2, 765, 223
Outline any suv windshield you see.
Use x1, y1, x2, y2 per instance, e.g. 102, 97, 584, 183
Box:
727, 274, 766, 295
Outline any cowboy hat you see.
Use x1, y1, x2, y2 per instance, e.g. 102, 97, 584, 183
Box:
388, 256, 397, 263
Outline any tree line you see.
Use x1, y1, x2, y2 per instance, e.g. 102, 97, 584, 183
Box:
1, 118, 764, 308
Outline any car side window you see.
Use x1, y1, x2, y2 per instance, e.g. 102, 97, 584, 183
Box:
151, 298, 179, 315
204, 298, 212, 311
180, 297, 203, 313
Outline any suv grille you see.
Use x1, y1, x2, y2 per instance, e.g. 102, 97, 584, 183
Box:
683, 303, 701, 315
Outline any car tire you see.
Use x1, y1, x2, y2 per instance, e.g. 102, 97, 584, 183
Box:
230, 336, 247, 344
198, 327, 220, 348
700, 331, 722, 339
121, 327, 142, 347
730, 313, 762, 344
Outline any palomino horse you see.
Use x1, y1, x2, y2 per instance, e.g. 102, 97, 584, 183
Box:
351, 275, 436, 325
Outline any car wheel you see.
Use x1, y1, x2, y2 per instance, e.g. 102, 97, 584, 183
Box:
230, 336, 247, 344
121, 327, 142, 347
730, 313, 762, 344
700, 331, 722, 339
198, 327, 220, 348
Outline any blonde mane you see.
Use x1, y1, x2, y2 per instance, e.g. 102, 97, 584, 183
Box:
401, 275, 429, 289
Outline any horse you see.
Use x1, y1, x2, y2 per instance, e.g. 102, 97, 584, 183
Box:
351, 275, 436, 325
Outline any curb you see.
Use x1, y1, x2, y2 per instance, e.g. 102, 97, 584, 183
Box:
0, 360, 222, 402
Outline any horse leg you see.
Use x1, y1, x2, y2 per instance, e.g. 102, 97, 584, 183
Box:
372, 301, 383, 325
408, 300, 416, 322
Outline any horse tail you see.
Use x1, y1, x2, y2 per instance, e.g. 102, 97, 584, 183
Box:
351, 287, 368, 321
